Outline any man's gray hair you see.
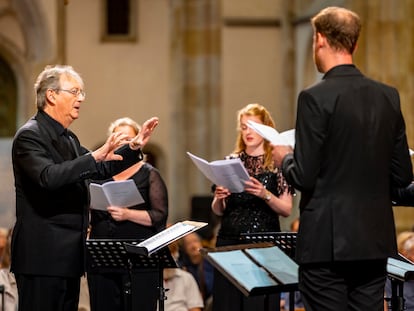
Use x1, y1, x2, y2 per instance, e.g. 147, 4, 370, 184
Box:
34, 65, 84, 110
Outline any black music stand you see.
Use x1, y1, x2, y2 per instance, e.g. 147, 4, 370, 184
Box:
203, 241, 299, 311
386, 255, 414, 311
240, 231, 297, 258
121, 220, 208, 311
86, 239, 177, 311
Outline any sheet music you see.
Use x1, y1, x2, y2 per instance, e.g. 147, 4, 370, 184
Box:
187, 151, 250, 193
247, 120, 295, 148
205, 244, 299, 296
136, 220, 208, 255
208, 249, 279, 292
89, 179, 145, 211
245, 246, 298, 285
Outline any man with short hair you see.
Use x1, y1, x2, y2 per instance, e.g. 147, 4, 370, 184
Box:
11, 64, 158, 311
271, 7, 413, 311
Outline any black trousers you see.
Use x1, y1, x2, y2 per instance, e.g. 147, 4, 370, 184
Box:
299, 259, 387, 311
15, 274, 80, 311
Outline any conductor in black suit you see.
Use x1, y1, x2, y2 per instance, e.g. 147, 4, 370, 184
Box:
11, 64, 159, 311
271, 7, 413, 311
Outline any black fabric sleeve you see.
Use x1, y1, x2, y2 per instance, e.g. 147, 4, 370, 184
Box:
147, 168, 169, 231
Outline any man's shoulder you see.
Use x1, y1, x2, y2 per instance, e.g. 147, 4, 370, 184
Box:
14, 116, 39, 137
14, 112, 55, 143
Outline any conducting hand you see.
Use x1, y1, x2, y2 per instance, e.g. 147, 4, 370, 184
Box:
129, 117, 159, 150
92, 131, 131, 162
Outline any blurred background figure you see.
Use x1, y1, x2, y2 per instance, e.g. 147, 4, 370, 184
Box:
160, 233, 204, 311
290, 218, 300, 233
179, 232, 214, 311
0, 227, 18, 311
0, 228, 8, 265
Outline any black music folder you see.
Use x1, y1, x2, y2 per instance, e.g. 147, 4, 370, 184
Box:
203, 242, 299, 297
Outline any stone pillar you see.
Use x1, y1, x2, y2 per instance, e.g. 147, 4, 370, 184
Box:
169, 0, 221, 221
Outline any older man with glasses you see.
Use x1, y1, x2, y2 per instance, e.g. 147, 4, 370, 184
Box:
10, 64, 159, 311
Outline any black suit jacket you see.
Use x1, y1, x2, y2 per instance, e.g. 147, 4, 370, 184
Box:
282, 65, 413, 264
11, 111, 144, 277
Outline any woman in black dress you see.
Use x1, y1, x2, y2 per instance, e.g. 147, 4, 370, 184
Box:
211, 103, 294, 311
87, 117, 168, 311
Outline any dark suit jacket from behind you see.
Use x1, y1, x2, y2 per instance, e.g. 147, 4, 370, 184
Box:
282, 65, 413, 264
11, 111, 144, 278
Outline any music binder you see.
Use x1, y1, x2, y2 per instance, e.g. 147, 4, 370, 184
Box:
203, 242, 298, 297
387, 255, 414, 281
386, 254, 414, 311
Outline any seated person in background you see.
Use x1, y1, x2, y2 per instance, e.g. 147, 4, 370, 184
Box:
0, 228, 18, 311
290, 217, 300, 233
0, 227, 8, 265
179, 232, 214, 310
161, 236, 204, 311
384, 231, 414, 310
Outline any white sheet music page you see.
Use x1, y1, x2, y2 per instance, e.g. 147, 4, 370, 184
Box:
137, 221, 207, 254
247, 120, 295, 148
186, 151, 250, 193
89, 179, 144, 211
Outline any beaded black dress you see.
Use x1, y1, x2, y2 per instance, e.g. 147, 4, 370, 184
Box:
213, 151, 294, 311
216, 151, 294, 246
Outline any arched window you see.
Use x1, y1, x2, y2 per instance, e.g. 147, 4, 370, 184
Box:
0, 57, 17, 137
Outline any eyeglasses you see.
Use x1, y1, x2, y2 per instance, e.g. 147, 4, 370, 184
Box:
56, 88, 86, 99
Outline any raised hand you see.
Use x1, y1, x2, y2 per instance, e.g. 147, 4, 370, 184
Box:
92, 131, 130, 162
129, 117, 159, 150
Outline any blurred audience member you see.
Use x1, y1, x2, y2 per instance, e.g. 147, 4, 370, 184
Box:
0, 228, 18, 311
0, 227, 9, 267
179, 232, 214, 310
160, 235, 204, 311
